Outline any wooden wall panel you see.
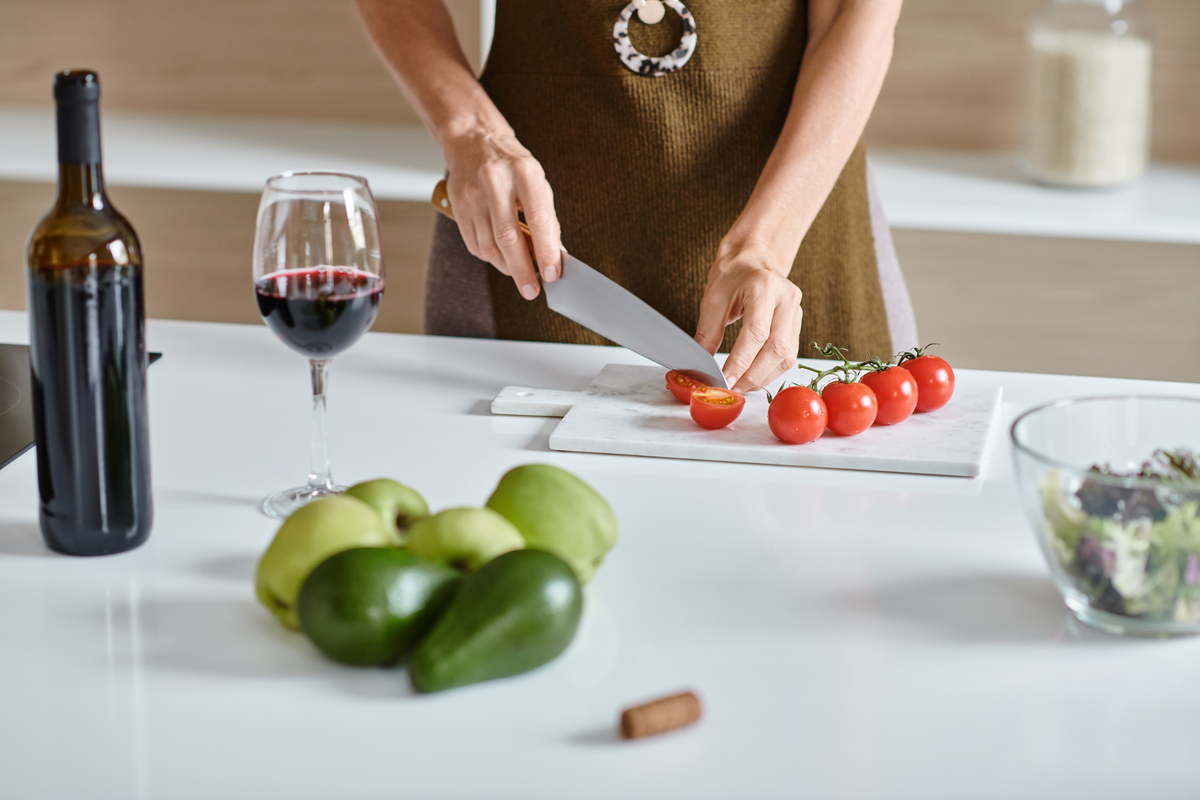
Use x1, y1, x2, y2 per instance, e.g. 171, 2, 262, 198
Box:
868, 0, 1200, 162
0, 0, 481, 124
894, 229, 1200, 382
0, 181, 430, 336
4, 1, 1195, 161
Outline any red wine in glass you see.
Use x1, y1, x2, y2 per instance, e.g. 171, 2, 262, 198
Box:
255, 267, 383, 358
253, 171, 385, 519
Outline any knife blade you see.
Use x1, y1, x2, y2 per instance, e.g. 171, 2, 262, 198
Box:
543, 253, 727, 388
431, 180, 728, 389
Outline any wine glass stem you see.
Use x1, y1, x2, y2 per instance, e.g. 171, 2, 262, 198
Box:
307, 358, 334, 491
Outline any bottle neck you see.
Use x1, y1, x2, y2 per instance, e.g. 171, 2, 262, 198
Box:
55, 85, 105, 209
56, 162, 106, 209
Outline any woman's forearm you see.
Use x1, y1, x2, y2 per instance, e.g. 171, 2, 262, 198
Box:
356, 0, 563, 292
723, 0, 903, 269
354, 0, 509, 147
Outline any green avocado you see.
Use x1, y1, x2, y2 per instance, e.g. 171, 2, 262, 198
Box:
297, 547, 460, 666
409, 549, 583, 693
485, 464, 618, 583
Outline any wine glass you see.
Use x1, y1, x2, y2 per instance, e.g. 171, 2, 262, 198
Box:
252, 172, 385, 519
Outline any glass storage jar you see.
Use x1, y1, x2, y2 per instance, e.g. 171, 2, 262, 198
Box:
1025, 0, 1153, 187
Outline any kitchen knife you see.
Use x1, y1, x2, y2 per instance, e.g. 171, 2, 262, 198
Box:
431, 180, 727, 389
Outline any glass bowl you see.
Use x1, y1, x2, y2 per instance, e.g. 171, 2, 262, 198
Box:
1011, 396, 1200, 636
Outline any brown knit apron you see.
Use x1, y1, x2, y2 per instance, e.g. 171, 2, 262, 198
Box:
425, 0, 893, 360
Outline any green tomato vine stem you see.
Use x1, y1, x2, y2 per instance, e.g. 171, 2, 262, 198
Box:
795, 341, 942, 392
896, 343, 941, 365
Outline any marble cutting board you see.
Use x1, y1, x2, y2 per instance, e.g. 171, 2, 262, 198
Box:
494, 364, 1003, 478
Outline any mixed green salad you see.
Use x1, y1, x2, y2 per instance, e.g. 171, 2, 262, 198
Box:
1041, 449, 1200, 623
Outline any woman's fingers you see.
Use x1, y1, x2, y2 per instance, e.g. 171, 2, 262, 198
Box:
513, 162, 562, 282
491, 209, 541, 300
451, 182, 509, 274
721, 286, 775, 389
732, 293, 802, 391
477, 167, 539, 299
449, 183, 488, 266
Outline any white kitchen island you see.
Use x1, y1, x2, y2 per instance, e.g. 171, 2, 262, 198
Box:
2, 310, 1199, 800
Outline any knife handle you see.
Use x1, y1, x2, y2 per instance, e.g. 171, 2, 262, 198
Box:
431, 179, 536, 259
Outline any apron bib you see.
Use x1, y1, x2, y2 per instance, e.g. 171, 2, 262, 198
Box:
428, 0, 893, 359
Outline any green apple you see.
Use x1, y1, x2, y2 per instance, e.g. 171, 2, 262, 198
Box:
406, 507, 524, 571
255, 495, 400, 630
485, 464, 617, 584
345, 478, 429, 540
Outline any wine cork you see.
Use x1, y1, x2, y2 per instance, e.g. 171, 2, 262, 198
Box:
619, 691, 702, 739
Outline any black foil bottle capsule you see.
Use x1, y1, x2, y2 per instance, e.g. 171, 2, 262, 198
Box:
24, 70, 153, 555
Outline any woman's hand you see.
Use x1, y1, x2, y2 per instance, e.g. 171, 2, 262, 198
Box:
352, 0, 562, 300
443, 128, 563, 300
694, 242, 803, 392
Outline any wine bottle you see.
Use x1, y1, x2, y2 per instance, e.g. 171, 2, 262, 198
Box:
25, 69, 153, 556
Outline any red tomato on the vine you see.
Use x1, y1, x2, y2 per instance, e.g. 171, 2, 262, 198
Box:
821, 381, 877, 436
690, 387, 745, 430
903, 355, 955, 412
861, 366, 918, 426
768, 386, 827, 444
665, 370, 708, 404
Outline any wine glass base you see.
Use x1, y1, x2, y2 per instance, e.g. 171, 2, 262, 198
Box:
260, 483, 348, 520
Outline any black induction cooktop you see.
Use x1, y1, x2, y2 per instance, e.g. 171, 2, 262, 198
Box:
0, 344, 160, 471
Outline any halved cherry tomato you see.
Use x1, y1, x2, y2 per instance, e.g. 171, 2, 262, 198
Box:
903, 355, 955, 412
861, 366, 918, 426
690, 387, 745, 430
821, 380, 877, 436
666, 369, 708, 404
768, 386, 827, 444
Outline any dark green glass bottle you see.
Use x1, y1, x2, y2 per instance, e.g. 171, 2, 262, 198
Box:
25, 70, 153, 556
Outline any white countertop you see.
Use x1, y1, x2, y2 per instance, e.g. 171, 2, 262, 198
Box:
3, 310, 1200, 799
3, 105, 1199, 244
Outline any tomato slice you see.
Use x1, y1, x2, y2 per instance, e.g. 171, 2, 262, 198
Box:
904, 355, 955, 412
666, 369, 708, 404
768, 386, 827, 444
860, 366, 918, 426
689, 387, 745, 430
821, 380, 877, 436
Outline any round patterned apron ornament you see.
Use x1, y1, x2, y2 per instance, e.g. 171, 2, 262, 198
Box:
612, 0, 697, 77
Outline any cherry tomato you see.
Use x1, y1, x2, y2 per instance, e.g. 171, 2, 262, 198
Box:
860, 366, 918, 426
689, 387, 745, 430
768, 386, 827, 444
666, 369, 708, 404
821, 380, 877, 436
903, 355, 955, 412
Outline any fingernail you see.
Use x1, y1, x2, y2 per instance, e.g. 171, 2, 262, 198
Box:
520, 284, 538, 300
544, 263, 559, 281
